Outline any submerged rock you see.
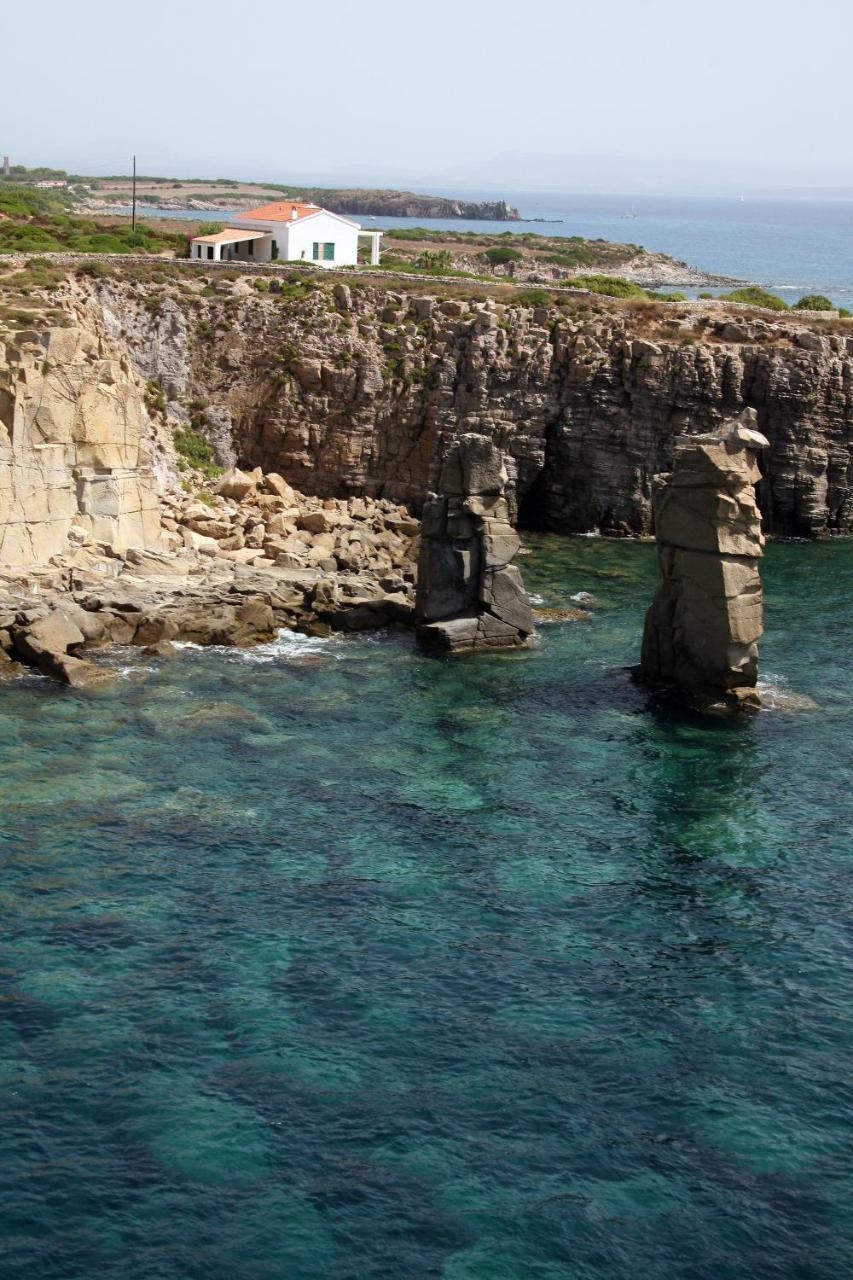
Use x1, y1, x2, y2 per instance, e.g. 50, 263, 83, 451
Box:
415, 434, 534, 652
640, 409, 768, 712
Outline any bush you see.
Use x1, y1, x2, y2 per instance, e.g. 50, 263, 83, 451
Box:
483, 246, 522, 265
793, 294, 834, 311
563, 274, 648, 299
76, 260, 111, 278
513, 288, 551, 306
719, 286, 788, 311
173, 425, 222, 480
840, 307, 851, 319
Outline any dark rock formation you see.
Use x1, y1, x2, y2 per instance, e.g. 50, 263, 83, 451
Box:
640, 409, 768, 711
415, 434, 534, 652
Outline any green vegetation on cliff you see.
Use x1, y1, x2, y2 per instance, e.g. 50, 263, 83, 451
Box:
0, 186, 185, 255
793, 294, 835, 312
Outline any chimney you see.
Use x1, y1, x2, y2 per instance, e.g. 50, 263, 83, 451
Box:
290, 207, 298, 220
2, 156, 9, 177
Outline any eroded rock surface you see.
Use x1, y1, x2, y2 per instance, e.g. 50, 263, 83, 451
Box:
0, 325, 163, 568
415, 434, 533, 652
640, 409, 768, 711
93, 276, 853, 538
0, 463, 419, 683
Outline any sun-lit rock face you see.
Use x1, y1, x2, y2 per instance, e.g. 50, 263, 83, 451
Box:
640, 408, 769, 710
0, 325, 163, 567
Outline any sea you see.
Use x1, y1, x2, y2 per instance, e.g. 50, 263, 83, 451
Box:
128, 190, 853, 311
2, 536, 851, 1280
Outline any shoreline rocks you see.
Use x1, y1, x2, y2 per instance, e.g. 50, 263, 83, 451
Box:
0, 459, 420, 683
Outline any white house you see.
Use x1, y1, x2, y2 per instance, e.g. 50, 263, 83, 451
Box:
188, 200, 382, 268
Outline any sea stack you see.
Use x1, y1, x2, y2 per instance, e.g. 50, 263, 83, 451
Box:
415, 433, 534, 652
640, 408, 769, 711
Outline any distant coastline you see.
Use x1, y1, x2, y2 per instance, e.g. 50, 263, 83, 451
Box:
80, 190, 521, 222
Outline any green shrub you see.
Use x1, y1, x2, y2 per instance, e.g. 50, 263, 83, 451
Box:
173, 425, 222, 479
513, 288, 551, 306
563, 274, 648, 299
0, 184, 185, 256
719, 286, 788, 311
483, 246, 523, 265
647, 290, 686, 302
76, 260, 111, 278
840, 307, 851, 319
793, 294, 834, 311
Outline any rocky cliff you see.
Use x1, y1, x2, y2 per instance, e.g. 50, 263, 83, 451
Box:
0, 319, 164, 569
95, 270, 853, 538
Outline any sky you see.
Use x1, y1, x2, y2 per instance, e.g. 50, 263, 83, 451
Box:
6, 0, 853, 195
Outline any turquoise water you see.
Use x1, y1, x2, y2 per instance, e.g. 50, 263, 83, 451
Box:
1, 536, 851, 1279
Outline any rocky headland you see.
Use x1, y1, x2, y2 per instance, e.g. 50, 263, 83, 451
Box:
1, 254, 852, 682
80, 191, 521, 222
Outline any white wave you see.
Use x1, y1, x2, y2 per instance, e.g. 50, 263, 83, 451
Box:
240, 630, 343, 664
757, 671, 818, 712
527, 592, 546, 605
174, 629, 346, 666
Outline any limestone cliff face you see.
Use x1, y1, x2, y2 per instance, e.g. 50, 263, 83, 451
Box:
0, 323, 164, 569
92, 278, 853, 537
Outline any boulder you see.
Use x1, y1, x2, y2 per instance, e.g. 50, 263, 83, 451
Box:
215, 468, 257, 501
12, 611, 85, 665
264, 473, 296, 503
182, 529, 219, 556
39, 652, 116, 688
297, 511, 332, 535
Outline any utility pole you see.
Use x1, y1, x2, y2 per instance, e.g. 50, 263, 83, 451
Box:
132, 155, 137, 230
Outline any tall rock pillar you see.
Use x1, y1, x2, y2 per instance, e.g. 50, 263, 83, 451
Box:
415, 433, 534, 652
640, 409, 769, 710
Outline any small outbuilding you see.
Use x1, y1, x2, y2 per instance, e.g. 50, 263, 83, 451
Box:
188, 200, 382, 267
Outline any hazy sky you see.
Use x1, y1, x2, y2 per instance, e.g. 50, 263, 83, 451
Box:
7, 0, 853, 193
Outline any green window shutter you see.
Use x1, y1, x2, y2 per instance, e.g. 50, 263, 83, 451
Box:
323, 242, 335, 261
312, 242, 320, 260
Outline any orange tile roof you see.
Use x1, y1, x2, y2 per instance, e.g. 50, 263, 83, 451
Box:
238, 200, 322, 222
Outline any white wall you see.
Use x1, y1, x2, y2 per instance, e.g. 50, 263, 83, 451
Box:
231, 212, 360, 267
287, 213, 360, 267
